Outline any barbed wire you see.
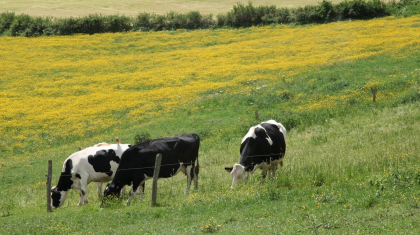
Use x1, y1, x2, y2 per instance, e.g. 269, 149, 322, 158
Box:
1, 153, 285, 180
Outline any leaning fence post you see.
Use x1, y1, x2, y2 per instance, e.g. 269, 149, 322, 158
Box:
46, 160, 52, 212
372, 88, 377, 102
151, 153, 162, 206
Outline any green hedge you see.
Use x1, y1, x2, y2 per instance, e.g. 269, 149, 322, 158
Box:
0, 0, 418, 36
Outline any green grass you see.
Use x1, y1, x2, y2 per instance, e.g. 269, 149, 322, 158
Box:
2, 102, 420, 234
1, 39, 420, 233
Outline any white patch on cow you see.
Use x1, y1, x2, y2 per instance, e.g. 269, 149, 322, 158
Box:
241, 127, 257, 144
241, 125, 273, 145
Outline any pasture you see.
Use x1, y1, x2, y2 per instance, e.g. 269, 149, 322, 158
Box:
1, 0, 344, 17
1, 13, 420, 234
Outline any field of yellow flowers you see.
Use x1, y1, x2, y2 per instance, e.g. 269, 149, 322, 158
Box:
1, 15, 419, 156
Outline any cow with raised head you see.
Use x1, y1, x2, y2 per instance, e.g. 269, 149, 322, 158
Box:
102, 133, 200, 206
51, 139, 131, 208
225, 120, 286, 188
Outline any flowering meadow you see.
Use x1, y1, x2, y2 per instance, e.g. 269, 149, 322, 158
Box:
1, 15, 420, 234
1, 15, 419, 155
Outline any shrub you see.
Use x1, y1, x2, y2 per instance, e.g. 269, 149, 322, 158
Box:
0, 12, 15, 35
134, 132, 152, 144
290, 5, 318, 24
149, 14, 167, 31
225, 2, 263, 27
185, 11, 203, 29
133, 12, 151, 31
104, 15, 132, 32
57, 17, 80, 35
315, 0, 337, 22
78, 14, 105, 34
261, 7, 291, 24
165, 11, 186, 30
336, 0, 389, 20
8, 14, 33, 36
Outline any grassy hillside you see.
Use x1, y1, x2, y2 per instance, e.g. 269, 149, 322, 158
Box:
1, 15, 420, 233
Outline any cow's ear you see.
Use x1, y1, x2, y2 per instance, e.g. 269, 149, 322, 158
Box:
224, 167, 233, 173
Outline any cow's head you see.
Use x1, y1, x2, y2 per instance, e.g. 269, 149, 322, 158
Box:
51, 186, 70, 208
225, 163, 253, 188
101, 182, 122, 207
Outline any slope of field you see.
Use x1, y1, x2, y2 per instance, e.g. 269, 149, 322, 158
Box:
1, 0, 344, 17
1, 15, 420, 234
1, 16, 419, 156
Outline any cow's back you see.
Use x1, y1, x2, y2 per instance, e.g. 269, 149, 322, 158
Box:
260, 122, 286, 157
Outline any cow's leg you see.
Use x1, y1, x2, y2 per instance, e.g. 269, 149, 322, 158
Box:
79, 175, 89, 205
272, 158, 284, 178
127, 184, 144, 205
192, 165, 199, 191
126, 179, 144, 205
121, 185, 126, 195
77, 190, 84, 206
270, 165, 278, 179
127, 188, 134, 206
185, 165, 193, 194
96, 182, 103, 196
261, 164, 268, 179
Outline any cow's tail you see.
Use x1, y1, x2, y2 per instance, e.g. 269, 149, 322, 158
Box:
194, 158, 199, 176
193, 133, 200, 176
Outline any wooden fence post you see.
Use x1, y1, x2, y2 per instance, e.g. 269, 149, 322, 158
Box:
372, 88, 377, 102
151, 153, 162, 206
46, 160, 52, 212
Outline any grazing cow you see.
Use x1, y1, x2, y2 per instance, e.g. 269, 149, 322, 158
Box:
51, 139, 131, 208
102, 133, 200, 206
225, 120, 286, 188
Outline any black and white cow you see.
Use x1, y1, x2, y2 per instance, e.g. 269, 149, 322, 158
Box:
103, 133, 200, 206
225, 120, 286, 187
51, 139, 131, 208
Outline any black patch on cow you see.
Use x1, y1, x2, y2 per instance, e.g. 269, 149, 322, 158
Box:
52, 159, 74, 207
56, 159, 74, 191
239, 122, 286, 169
75, 173, 81, 179
88, 149, 120, 176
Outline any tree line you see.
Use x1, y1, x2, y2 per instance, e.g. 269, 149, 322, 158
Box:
0, 0, 419, 36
